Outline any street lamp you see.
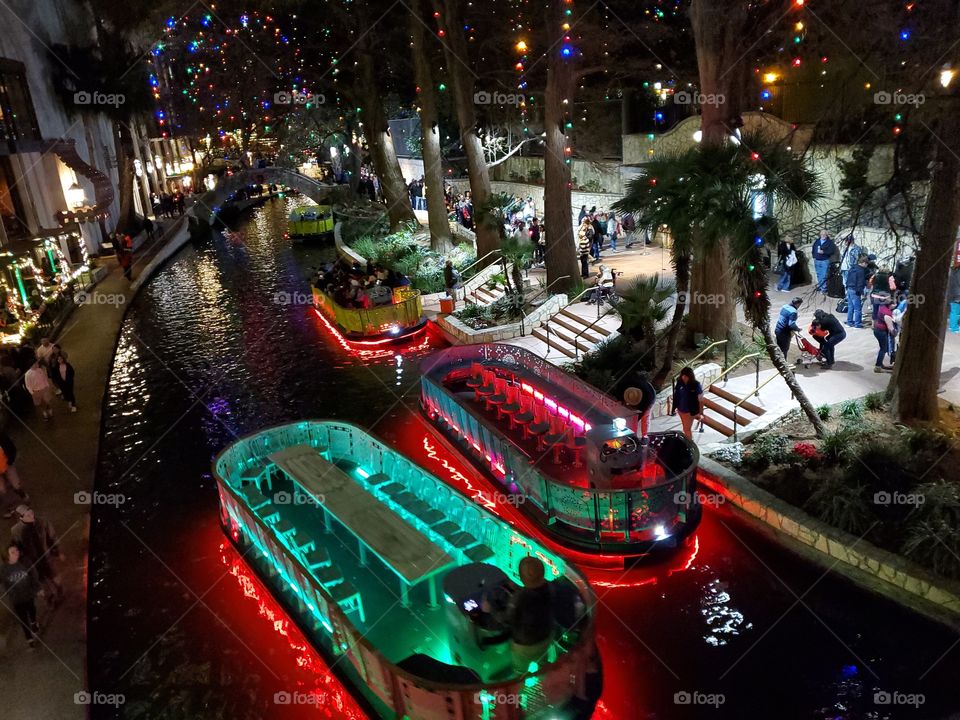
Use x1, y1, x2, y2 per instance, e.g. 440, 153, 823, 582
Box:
66, 182, 86, 209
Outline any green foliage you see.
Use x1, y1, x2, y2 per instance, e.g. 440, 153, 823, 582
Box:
901, 519, 960, 580
572, 336, 651, 394
454, 303, 494, 328
347, 227, 472, 294
863, 392, 886, 412
816, 404, 832, 421
819, 424, 859, 464
839, 399, 864, 421
615, 274, 673, 341
489, 293, 525, 322
804, 476, 875, 535
742, 432, 791, 469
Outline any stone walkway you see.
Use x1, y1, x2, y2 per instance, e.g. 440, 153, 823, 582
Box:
0, 217, 185, 720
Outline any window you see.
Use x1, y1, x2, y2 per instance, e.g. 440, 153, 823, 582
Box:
0, 59, 40, 143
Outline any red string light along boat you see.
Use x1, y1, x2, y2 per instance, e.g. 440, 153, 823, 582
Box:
214, 421, 601, 719
420, 344, 701, 558
311, 281, 428, 346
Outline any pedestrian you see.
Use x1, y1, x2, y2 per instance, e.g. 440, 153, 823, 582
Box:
57, 352, 76, 413
591, 212, 604, 261
845, 255, 869, 327
143, 216, 155, 241
529, 218, 544, 265
949, 264, 960, 334
775, 297, 804, 358
35, 337, 56, 368
839, 235, 861, 287
1, 543, 41, 647
607, 213, 620, 252
118, 242, 132, 281
577, 218, 593, 278
11, 505, 63, 605
578, 205, 588, 224
869, 266, 897, 321
873, 294, 896, 372
811, 309, 846, 367
776, 238, 797, 291
443, 260, 461, 301
811, 230, 836, 293
672, 367, 703, 440
624, 374, 657, 437
25, 360, 54, 421
0, 430, 27, 511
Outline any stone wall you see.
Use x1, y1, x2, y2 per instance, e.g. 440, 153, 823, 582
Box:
698, 456, 960, 628
437, 293, 567, 344
447, 180, 624, 219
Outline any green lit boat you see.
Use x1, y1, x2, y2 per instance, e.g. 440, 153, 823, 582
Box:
214, 420, 600, 719
288, 204, 335, 240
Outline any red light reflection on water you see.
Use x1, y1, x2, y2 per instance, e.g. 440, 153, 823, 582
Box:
310, 307, 432, 359
219, 544, 369, 719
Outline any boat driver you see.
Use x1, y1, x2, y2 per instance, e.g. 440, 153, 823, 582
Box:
484, 556, 556, 673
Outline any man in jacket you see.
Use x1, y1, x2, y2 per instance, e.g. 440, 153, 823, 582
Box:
811, 230, 837, 293
12, 505, 63, 605
839, 235, 862, 287
845, 255, 869, 328
775, 297, 804, 357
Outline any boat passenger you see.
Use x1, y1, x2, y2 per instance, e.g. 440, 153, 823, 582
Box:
493, 556, 556, 674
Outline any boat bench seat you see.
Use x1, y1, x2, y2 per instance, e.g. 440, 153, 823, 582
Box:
464, 544, 494, 563
304, 546, 331, 569
366, 473, 391, 487
255, 502, 280, 524
292, 533, 316, 554
273, 518, 296, 539
240, 486, 270, 510
431, 521, 461, 541
392, 492, 420, 509
446, 531, 478, 549
414, 508, 446, 526
315, 564, 344, 588
379, 482, 407, 497
328, 581, 365, 623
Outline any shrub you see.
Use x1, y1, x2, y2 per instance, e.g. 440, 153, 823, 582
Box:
901, 519, 960, 580
710, 443, 744, 466
572, 336, 647, 395
742, 432, 791, 469
489, 293, 525, 322
819, 425, 859, 464
792, 442, 823, 463
804, 476, 875, 535
863, 392, 886, 412
816, 404, 831, 421
351, 235, 379, 263
839, 399, 863, 421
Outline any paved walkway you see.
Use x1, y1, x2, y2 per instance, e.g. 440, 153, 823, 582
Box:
0, 217, 184, 719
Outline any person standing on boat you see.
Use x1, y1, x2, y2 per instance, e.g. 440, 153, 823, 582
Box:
624, 374, 657, 437
504, 556, 555, 674
672, 367, 703, 440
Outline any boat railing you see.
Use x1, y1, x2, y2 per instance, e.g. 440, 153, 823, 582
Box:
312, 285, 423, 334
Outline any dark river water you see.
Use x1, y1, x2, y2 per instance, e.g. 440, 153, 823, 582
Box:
88, 197, 960, 720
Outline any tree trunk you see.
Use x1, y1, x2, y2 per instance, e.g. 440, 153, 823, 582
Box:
114, 120, 139, 233
355, 45, 417, 231
344, 117, 362, 196
889, 110, 960, 423
653, 251, 691, 389
434, 0, 499, 258
759, 318, 827, 437
541, 0, 580, 293
687, 0, 747, 345
410, 0, 452, 251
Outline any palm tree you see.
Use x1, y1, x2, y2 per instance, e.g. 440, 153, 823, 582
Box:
621, 133, 827, 436
499, 234, 534, 295
614, 274, 674, 370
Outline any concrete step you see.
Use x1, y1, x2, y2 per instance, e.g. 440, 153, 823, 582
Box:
559, 307, 612, 336
548, 313, 606, 345
544, 321, 595, 354
531, 327, 577, 358
701, 396, 752, 426
708, 384, 765, 416
698, 412, 735, 437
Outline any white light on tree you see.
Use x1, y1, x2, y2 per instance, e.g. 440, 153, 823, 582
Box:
692, 130, 703, 143
940, 65, 955, 87
66, 182, 86, 208
329, 146, 339, 158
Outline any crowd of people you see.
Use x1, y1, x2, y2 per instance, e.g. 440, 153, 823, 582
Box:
312, 260, 410, 309
577, 207, 637, 278
150, 190, 188, 219
0, 337, 76, 648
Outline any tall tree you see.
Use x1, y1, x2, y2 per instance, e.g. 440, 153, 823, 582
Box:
409, 0, 453, 250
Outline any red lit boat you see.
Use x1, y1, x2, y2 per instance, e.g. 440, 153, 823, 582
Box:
420, 344, 701, 557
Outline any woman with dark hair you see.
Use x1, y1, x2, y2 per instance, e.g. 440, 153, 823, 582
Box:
672, 367, 703, 439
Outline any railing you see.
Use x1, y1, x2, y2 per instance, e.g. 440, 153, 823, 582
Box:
519, 275, 570, 337
712, 352, 762, 390
312, 286, 423, 335
573, 306, 617, 360
731, 371, 781, 442
457, 249, 501, 302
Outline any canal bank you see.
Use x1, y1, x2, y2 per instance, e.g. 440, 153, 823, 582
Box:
0, 216, 187, 720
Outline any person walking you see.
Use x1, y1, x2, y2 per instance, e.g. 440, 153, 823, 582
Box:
443, 260, 461, 302
25, 360, 54, 421
624, 373, 657, 438
577, 218, 593, 278
811, 230, 836, 293
591, 212, 605, 261
873, 294, 896, 372
845, 255, 869, 327
11, 505, 63, 605
143, 216, 155, 241
775, 297, 804, 358
0, 430, 27, 511
776, 239, 797, 291
948, 264, 960, 334
578, 205, 588, 224
839, 235, 861, 287
607, 213, 620, 252
811, 309, 846, 367
57, 352, 77, 412
1, 544, 41, 647
529, 218, 544, 265
672, 367, 703, 440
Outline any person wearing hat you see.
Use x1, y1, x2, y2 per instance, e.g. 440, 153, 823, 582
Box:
774, 297, 804, 358
873, 293, 896, 372
488, 556, 555, 674
11, 505, 63, 605
624, 374, 657, 437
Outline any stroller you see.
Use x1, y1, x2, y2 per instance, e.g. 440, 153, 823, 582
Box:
795, 333, 827, 369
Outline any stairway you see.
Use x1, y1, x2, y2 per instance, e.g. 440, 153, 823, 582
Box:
698, 383, 766, 437
531, 305, 613, 359
465, 280, 507, 306
47, 139, 115, 224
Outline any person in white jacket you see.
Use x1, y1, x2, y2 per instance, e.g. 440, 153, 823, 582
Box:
24, 361, 53, 421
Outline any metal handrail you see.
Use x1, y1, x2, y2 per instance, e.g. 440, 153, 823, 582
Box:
670, 340, 729, 411
573, 307, 617, 359
732, 370, 781, 442
459, 249, 501, 280
712, 352, 762, 388
519, 275, 571, 337
457, 250, 502, 302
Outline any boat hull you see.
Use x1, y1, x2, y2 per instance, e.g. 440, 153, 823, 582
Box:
312, 286, 428, 345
